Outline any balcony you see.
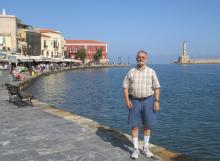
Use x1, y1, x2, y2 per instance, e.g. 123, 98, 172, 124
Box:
17, 37, 25, 42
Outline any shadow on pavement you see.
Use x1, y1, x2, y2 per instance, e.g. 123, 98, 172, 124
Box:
8, 100, 32, 107
96, 126, 133, 153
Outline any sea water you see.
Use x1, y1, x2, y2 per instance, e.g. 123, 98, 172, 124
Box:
27, 64, 220, 161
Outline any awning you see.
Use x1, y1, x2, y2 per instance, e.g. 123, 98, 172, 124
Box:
17, 55, 33, 62
52, 58, 61, 63
0, 59, 8, 62
42, 58, 53, 62
62, 59, 72, 62
7, 54, 17, 63
30, 56, 43, 62
17, 59, 33, 62
72, 59, 82, 63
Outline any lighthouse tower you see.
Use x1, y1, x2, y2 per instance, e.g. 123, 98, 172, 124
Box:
2, 9, 6, 15
178, 41, 190, 64
183, 41, 187, 56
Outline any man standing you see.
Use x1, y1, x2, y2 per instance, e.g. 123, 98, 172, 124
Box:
123, 50, 160, 159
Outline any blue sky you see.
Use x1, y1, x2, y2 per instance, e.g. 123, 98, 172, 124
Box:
1, 0, 220, 64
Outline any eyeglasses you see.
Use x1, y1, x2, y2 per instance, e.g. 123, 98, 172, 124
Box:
137, 56, 146, 59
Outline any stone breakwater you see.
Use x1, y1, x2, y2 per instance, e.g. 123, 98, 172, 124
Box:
176, 57, 220, 64
189, 59, 220, 64
1, 65, 195, 161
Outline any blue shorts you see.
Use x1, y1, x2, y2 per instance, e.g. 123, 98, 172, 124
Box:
128, 95, 156, 129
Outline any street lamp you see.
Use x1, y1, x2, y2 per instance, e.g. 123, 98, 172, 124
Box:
28, 45, 31, 68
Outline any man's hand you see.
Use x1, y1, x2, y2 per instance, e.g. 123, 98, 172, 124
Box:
154, 101, 160, 112
125, 99, 133, 109
123, 88, 133, 109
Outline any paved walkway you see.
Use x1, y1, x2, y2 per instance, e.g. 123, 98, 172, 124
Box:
0, 85, 161, 161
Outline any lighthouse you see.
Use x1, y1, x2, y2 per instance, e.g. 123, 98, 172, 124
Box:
2, 9, 6, 15
178, 41, 190, 64
183, 41, 187, 56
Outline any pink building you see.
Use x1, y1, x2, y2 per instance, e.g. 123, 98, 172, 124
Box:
65, 40, 108, 64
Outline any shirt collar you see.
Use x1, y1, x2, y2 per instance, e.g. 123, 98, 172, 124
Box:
136, 65, 146, 71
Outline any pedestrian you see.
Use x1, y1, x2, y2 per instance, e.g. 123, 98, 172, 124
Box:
123, 50, 160, 159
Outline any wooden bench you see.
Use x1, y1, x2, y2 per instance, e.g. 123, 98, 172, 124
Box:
5, 83, 33, 106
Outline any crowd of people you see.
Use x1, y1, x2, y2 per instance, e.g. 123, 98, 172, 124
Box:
9, 62, 73, 81
0, 62, 9, 69
1, 60, 112, 82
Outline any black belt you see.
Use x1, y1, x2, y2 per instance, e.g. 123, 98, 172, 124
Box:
129, 95, 152, 101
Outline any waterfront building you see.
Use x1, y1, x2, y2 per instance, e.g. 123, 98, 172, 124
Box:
38, 29, 65, 61
0, 9, 19, 53
65, 40, 108, 64
0, 9, 107, 64
17, 27, 41, 56
0, 9, 41, 61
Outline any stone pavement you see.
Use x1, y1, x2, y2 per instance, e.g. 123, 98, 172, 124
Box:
0, 85, 162, 161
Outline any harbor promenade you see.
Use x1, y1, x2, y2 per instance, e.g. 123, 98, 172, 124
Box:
0, 87, 162, 161
0, 66, 195, 161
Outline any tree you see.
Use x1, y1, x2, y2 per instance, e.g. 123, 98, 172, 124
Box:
93, 48, 103, 64
75, 48, 86, 64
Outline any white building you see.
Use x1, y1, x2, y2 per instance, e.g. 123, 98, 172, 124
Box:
0, 9, 19, 53
38, 29, 65, 61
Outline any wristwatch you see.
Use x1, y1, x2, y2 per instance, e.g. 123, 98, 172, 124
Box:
155, 100, 160, 103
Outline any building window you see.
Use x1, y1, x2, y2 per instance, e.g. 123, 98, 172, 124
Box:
0, 36, 5, 45
44, 40, 47, 48
53, 40, 58, 48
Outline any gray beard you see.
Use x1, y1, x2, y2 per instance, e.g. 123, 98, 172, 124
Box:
137, 62, 145, 66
